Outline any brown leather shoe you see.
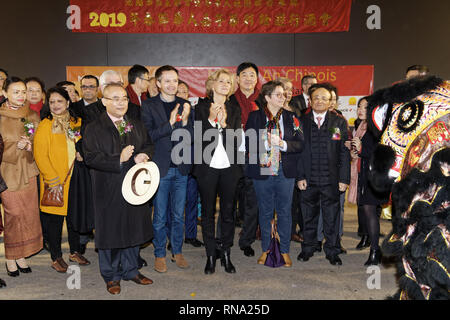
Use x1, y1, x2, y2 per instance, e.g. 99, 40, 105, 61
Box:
130, 273, 153, 285
69, 252, 91, 265
171, 254, 189, 269
154, 257, 167, 273
257, 252, 268, 265
281, 253, 292, 267
291, 234, 303, 243
51, 257, 68, 273
106, 280, 121, 294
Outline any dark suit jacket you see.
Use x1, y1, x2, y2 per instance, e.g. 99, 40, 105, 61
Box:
290, 94, 308, 115
83, 112, 154, 249
192, 97, 243, 179
245, 108, 304, 180
141, 94, 194, 178
297, 111, 351, 195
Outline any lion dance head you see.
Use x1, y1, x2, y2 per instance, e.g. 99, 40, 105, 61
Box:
366, 75, 449, 300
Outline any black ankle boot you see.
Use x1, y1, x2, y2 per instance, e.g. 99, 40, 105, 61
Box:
356, 235, 371, 250
220, 252, 236, 273
204, 256, 216, 275
364, 248, 381, 266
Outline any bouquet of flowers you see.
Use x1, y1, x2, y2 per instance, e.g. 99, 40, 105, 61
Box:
22, 118, 36, 137
118, 119, 133, 136
292, 116, 302, 135
329, 127, 341, 140
67, 126, 81, 141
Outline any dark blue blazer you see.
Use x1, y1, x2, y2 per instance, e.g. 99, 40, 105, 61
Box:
141, 94, 194, 178
245, 108, 304, 180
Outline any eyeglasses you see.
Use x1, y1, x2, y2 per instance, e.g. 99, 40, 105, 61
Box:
81, 85, 98, 90
103, 97, 129, 104
139, 77, 151, 82
271, 93, 286, 99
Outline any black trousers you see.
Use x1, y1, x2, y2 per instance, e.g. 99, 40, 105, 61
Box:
197, 166, 240, 257
238, 176, 259, 249
98, 246, 139, 283
300, 184, 340, 257
41, 212, 80, 261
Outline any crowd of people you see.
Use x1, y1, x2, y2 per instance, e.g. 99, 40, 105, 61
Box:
0, 63, 428, 293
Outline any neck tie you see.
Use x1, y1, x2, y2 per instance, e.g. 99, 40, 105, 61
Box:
317, 116, 322, 129
114, 120, 123, 130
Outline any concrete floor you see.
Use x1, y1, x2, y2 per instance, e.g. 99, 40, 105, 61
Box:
0, 202, 399, 300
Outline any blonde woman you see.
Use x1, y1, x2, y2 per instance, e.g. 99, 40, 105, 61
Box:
0, 77, 42, 277
193, 69, 243, 274
34, 86, 90, 273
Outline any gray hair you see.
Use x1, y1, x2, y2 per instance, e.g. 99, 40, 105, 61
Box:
99, 70, 124, 92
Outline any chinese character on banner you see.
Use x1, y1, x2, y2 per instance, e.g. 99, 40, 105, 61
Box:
304, 13, 316, 26
320, 13, 331, 26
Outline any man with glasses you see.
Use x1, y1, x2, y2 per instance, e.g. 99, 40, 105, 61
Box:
296, 83, 350, 266
83, 83, 154, 294
71, 75, 99, 118
126, 64, 150, 106
290, 74, 317, 115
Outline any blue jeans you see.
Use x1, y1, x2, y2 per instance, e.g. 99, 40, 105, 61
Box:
153, 167, 188, 257
253, 166, 295, 254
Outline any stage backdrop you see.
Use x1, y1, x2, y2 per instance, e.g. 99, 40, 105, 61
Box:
70, 0, 352, 34
66, 65, 373, 125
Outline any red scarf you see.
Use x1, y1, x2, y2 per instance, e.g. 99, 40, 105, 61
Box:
235, 87, 259, 128
347, 120, 367, 204
29, 100, 43, 114
125, 85, 147, 106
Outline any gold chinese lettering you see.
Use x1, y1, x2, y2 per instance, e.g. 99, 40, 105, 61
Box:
201, 14, 212, 27
254, 0, 262, 6
243, 14, 254, 26
234, 0, 242, 7
135, 0, 144, 6
266, 0, 273, 6
130, 12, 140, 26
243, 0, 251, 7
320, 13, 331, 26
304, 13, 316, 26
188, 13, 198, 26
125, 0, 133, 6
289, 13, 299, 27
173, 0, 182, 5
274, 14, 286, 26
229, 14, 238, 26
144, 12, 154, 25
214, 13, 224, 26
289, 0, 298, 6
165, 0, 171, 6
173, 11, 183, 24
146, 0, 153, 4
258, 13, 271, 26
278, 0, 286, 6
223, 0, 232, 7
158, 13, 169, 24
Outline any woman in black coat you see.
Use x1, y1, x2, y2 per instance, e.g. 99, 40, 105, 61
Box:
192, 69, 243, 275
349, 97, 389, 266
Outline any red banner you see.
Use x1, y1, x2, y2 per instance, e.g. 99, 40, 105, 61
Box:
66, 65, 373, 125
70, 0, 352, 34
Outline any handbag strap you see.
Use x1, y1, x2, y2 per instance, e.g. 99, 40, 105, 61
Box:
62, 159, 76, 186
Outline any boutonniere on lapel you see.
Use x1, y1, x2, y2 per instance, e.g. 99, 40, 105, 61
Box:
118, 119, 134, 136
67, 126, 81, 141
329, 127, 341, 140
21, 118, 36, 137
292, 116, 302, 135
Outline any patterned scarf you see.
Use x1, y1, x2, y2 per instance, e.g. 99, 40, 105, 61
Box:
51, 109, 71, 139
260, 107, 283, 175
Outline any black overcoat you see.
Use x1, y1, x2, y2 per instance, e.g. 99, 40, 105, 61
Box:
83, 112, 154, 249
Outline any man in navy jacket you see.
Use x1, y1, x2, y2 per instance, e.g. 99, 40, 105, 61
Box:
141, 65, 194, 273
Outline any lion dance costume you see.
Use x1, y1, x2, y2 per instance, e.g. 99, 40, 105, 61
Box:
367, 75, 449, 300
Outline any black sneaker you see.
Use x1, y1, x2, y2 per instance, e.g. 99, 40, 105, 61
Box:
184, 238, 204, 247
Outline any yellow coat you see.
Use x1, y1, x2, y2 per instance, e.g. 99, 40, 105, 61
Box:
33, 117, 82, 216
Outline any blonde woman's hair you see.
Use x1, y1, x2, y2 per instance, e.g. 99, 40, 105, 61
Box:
205, 69, 235, 99
276, 77, 293, 89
